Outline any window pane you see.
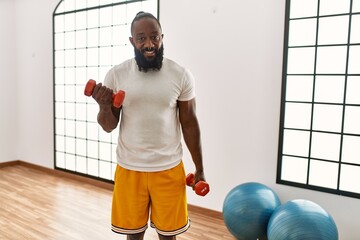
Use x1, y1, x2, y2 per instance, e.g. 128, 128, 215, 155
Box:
350, 15, 360, 43
76, 156, 87, 174
287, 47, 315, 74
310, 132, 340, 161
99, 161, 111, 180
319, 0, 350, 16
76, 138, 87, 156
316, 46, 347, 74
99, 142, 111, 161
309, 160, 338, 189
312, 104, 343, 132
285, 76, 313, 102
283, 129, 310, 157
281, 156, 308, 184
340, 165, 360, 193
284, 103, 312, 129
289, 19, 317, 46
342, 135, 360, 164
318, 16, 349, 45
344, 106, 360, 134
65, 154, 76, 171
348, 45, 360, 74
346, 77, 360, 104
314, 76, 345, 103
354, 0, 360, 12
290, 0, 318, 18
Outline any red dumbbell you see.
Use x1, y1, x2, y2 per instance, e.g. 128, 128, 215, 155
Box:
84, 79, 125, 108
186, 173, 210, 196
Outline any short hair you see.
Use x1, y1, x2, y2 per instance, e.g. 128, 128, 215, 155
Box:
130, 11, 162, 34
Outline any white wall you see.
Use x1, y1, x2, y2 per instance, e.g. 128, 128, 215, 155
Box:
3, 0, 360, 238
14, 0, 59, 168
0, 0, 17, 163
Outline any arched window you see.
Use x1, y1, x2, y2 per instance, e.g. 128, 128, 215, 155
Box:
278, 0, 360, 198
53, 0, 159, 182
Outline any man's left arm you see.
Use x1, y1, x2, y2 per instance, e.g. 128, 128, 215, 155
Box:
178, 98, 206, 183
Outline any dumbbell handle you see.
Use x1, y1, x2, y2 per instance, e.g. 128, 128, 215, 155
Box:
84, 79, 125, 108
186, 173, 210, 197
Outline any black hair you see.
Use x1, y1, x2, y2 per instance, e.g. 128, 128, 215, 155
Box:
130, 11, 162, 34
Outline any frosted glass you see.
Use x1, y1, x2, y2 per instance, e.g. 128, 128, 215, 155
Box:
65, 102, 76, 119
348, 46, 360, 74
87, 28, 99, 47
281, 156, 308, 184
75, 30, 87, 48
56, 136, 65, 152
55, 85, 64, 101
341, 136, 360, 164
319, 0, 350, 15
312, 104, 343, 132
318, 16, 349, 45
354, 0, 360, 12
283, 129, 310, 157
314, 76, 345, 103
56, 152, 65, 168
87, 9, 99, 28
284, 103, 312, 129
56, 119, 65, 135
66, 153, 77, 170
87, 122, 99, 141
310, 132, 340, 161
316, 46, 347, 74
344, 106, 360, 134
99, 47, 112, 66
286, 76, 313, 102
289, 19, 317, 46
309, 160, 338, 189
54, 15, 64, 33
87, 142, 99, 160
76, 156, 87, 174
64, 49, 75, 67
99, 27, 112, 46
100, 7, 113, 27
87, 48, 99, 66
55, 33, 64, 50
76, 138, 87, 156
65, 137, 76, 154
76, 48, 87, 67
76, 121, 87, 139
340, 165, 360, 193
64, 86, 75, 102
64, 31, 75, 49
76, 103, 87, 121
346, 77, 360, 104
88, 158, 99, 176
64, 13, 76, 31
55, 103, 65, 119
76, 11, 87, 30
290, 0, 318, 18
287, 47, 315, 74
65, 120, 76, 137
64, 67, 75, 85
350, 15, 360, 43
99, 161, 111, 180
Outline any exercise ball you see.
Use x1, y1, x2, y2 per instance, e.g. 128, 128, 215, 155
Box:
267, 199, 338, 240
223, 182, 281, 240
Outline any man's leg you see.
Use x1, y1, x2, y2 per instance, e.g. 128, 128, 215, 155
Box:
158, 234, 176, 240
127, 232, 145, 240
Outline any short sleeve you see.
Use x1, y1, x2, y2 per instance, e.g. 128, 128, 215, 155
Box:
178, 68, 196, 101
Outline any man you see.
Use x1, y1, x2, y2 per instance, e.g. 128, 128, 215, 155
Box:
90, 11, 205, 240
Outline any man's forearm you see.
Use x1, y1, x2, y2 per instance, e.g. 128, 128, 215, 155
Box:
97, 105, 120, 133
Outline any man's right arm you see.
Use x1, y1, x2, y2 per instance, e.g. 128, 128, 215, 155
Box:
92, 83, 121, 132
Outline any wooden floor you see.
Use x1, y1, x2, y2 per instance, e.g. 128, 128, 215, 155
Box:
0, 163, 234, 240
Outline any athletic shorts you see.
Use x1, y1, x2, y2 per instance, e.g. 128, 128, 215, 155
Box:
111, 161, 190, 236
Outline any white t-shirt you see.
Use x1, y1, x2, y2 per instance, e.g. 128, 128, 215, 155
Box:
104, 58, 196, 172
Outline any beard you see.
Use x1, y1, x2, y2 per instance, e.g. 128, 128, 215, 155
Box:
134, 44, 164, 72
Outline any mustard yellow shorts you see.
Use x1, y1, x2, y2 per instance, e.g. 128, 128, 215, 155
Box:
111, 161, 190, 236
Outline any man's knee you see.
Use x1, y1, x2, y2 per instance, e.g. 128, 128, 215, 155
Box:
127, 232, 145, 240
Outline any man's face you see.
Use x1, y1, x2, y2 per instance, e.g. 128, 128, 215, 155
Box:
130, 17, 164, 71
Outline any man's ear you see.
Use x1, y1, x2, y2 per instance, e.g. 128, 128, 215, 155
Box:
129, 37, 135, 46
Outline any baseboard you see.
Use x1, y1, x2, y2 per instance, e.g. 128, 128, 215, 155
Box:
0, 160, 224, 220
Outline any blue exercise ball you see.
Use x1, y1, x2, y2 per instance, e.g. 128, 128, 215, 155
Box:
267, 199, 338, 240
223, 182, 281, 240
